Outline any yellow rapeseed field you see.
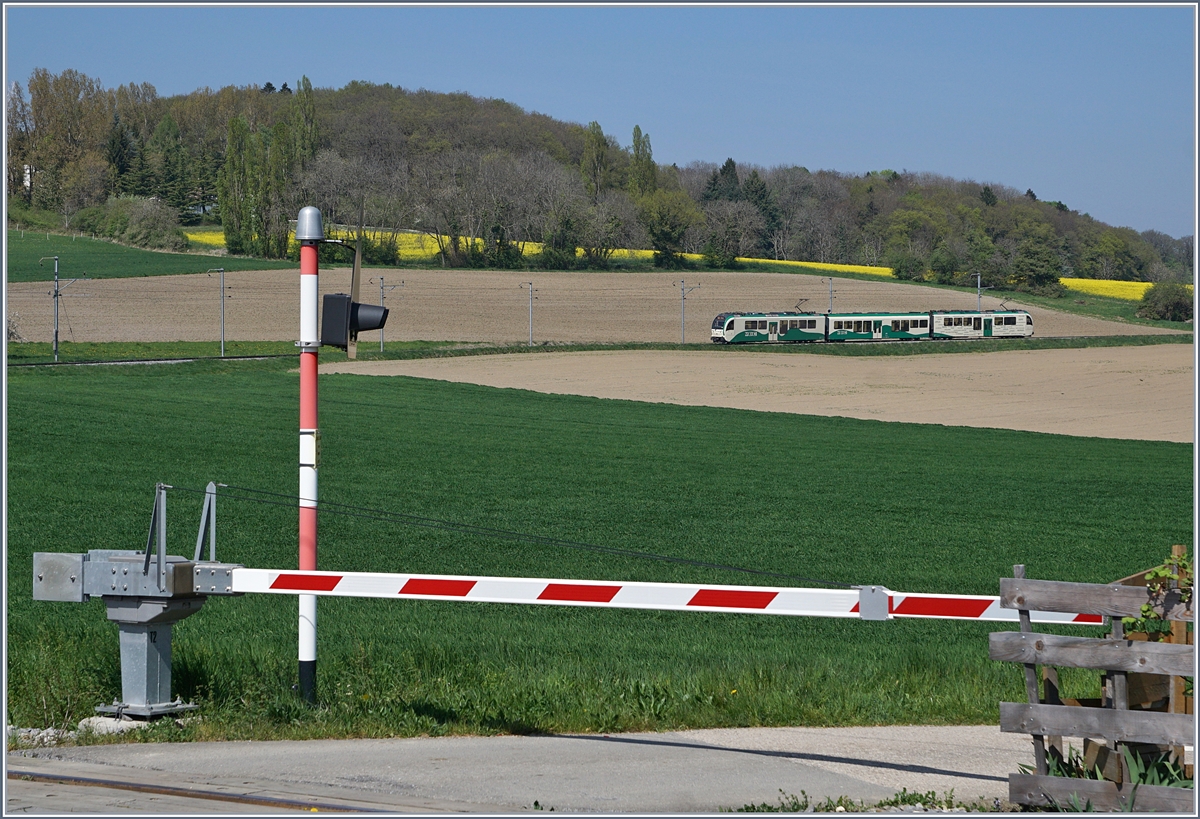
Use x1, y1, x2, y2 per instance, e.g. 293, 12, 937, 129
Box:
1058, 278, 1188, 301
185, 230, 1176, 304
183, 229, 227, 248
739, 258, 894, 276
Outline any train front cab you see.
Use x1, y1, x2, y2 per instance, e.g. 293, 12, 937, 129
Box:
715, 313, 823, 343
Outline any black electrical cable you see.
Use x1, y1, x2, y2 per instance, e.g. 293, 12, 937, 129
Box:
167, 483, 852, 588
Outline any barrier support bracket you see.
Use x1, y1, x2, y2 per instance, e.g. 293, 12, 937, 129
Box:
856, 585, 892, 621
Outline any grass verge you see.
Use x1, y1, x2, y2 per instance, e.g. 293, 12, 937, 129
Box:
5, 333, 1190, 367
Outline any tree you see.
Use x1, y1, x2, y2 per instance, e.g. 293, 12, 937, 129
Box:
147, 113, 189, 216
701, 200, 763, 267
289, 76, 318, 170
979, 185, 998, 207
636, 188, 703, 268
217, 115, 254, 254
703, 158, 741, 201
25, 68, 113, 211
580, 121, 613, 203
887, 249, 926, 281
739, 169, 780, 257
125, 133, 156, 197
103, 115, 134, 195
1025, 188, 1037, 201
258, 121, 297, 258
262, 82, 276, 94
929, 242, 958, 284
280, 83, 292, 95
1136, 281, 1193, 322
627, 124, 657, 198
6, 81, 33, 202
1011, 237, 1062, 290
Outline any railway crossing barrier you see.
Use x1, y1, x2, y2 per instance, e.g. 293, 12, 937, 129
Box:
32, 482, 1105, 720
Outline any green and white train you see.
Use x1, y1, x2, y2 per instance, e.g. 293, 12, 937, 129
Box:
711, 309, 1034, 344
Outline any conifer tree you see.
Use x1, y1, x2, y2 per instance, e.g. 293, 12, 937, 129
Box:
740, 169, 779, 257
703, 158, 741, 201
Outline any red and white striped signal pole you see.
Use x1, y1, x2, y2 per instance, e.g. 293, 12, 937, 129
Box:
296, 206, 323, 704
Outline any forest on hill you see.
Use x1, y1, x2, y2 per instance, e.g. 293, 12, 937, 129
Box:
6, 69, 1194, 289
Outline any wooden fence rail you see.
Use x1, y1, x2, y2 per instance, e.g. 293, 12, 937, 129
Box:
989, 632, 1193, 676
992, 556, 1194, 812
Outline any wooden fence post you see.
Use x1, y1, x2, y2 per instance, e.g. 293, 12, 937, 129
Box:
1167, 543, 1193, 777
1014, 564, 1048, 776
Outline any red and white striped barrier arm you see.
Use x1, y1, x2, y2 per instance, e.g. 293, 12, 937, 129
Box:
229, 569, 1104, 625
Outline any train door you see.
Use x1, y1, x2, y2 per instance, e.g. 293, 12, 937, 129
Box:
872, 320, 882, 339
983, 318, 993, 337
768, 321, 778, 341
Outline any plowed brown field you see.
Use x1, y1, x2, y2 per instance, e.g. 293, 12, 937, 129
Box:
7, 268, 1193, 442
4, 268, 1184, 344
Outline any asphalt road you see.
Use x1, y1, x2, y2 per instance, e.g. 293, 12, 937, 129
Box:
6, 725, 1031, 814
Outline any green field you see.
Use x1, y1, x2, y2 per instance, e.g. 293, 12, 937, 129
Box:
6, 229, 295, 281
6, 357, 1192, 741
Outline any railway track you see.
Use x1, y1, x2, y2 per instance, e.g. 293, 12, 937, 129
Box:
6, 766, 388, 813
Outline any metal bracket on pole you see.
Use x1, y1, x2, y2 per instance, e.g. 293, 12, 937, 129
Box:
855, 585, 892, 621
193, 481, 223, 562
142, 482, 170, 592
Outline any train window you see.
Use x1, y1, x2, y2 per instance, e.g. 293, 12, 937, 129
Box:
901, 320, 910, 331
919, 319, 928, 328
954, 317, 962, 326
891, 320, 900, 331
974, 317, 982, 330
834, 321, 842, 330
759, 320, 767, 330
1005, 316, 1017, 325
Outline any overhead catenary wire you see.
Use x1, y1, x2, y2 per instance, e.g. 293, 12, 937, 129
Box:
166, 483, 853, 589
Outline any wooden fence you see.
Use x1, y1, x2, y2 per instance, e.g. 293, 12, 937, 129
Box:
991, 555, 1194, 812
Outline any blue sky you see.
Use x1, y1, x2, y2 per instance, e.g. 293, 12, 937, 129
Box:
4, 3, 1196, 238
